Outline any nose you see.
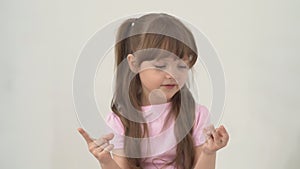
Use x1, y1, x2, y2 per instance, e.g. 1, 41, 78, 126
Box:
164, 65, 179, 79
165, 73, 173, 79
164, 68, 178, 80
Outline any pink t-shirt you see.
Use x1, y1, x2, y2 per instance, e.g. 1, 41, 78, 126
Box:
105, 102, 211, 169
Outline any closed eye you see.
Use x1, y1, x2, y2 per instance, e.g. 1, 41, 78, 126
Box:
154, 65, 166, 69
178, 65, 188, 69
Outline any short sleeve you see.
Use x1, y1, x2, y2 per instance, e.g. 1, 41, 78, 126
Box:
192, 104, 212, 146
105, 112, 125, 149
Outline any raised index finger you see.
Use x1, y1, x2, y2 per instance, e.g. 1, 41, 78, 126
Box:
77, 128, 93, 144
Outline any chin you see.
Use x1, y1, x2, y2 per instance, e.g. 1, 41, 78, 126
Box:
165, 93, 177, 101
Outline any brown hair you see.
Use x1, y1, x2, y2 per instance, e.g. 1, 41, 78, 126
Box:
111, 13, 198, 169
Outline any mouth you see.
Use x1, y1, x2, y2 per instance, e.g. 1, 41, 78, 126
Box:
161, 84, 177, 89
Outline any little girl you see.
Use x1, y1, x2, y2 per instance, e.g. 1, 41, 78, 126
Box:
78, 13, 229, 169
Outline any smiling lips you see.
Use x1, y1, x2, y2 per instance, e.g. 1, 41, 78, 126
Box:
161, 84, 177, 89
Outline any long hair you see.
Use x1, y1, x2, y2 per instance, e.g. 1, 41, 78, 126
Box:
111, 13, 198, 169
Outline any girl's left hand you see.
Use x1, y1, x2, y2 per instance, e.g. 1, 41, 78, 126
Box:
202, 125, 229, 155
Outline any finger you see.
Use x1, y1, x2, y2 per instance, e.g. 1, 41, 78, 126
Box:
102, 133, 114, 141
203, 127, 209, 135
212, 130, 223, 146
205, 124, 215, 131
203, 124, 215, 137
93, 143, 113, 155
218, 125, 229, 139
92, 145, 105, 155
78, 128, 94, 144
94, 133, 114, 146
206, 135, 214, 146
99, 142, 109, 149
89, 143, 101, 153
104, 144, 114, 152
217, 126, 229, 144
219, 126, 229, 138
203, 128, 211, 140
94, 138, 108, 146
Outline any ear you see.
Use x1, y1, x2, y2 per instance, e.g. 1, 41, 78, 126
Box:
127, 54, 138, 73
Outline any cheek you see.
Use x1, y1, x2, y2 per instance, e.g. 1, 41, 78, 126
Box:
139, 70, 164, 87
173, 72, 188, 86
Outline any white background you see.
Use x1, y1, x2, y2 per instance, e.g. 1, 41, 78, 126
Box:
1, 0, 299, 169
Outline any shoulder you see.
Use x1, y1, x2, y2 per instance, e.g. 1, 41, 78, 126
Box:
194, 104, 211, 122
106, 111, 121, 122
106, 112, 125, 134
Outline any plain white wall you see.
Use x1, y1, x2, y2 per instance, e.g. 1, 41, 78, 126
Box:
1, 0, 299, 169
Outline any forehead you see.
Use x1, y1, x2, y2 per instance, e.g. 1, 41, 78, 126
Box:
141, 56, 189, 68
135, 34, 193, 60
155, 54, 190, 62
134, 48, 190, 63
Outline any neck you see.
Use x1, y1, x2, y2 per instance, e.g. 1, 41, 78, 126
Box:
141, 93, 170, 106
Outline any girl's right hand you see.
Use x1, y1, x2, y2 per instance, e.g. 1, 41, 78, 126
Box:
78, 128, 115, 164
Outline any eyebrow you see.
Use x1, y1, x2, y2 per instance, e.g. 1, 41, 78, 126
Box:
155, 55, 182, 61
155, 56, 190, 64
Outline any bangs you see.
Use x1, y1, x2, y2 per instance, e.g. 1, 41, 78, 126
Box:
134, 34, 197, 67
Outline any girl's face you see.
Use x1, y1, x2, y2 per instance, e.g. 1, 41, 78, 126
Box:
138, 55, 190, 105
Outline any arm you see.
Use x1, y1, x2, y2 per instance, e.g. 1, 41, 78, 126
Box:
193, 125, 229, 169
99, 159, 122, 169
194, 145, 216, 169
111, 149, 132, 169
